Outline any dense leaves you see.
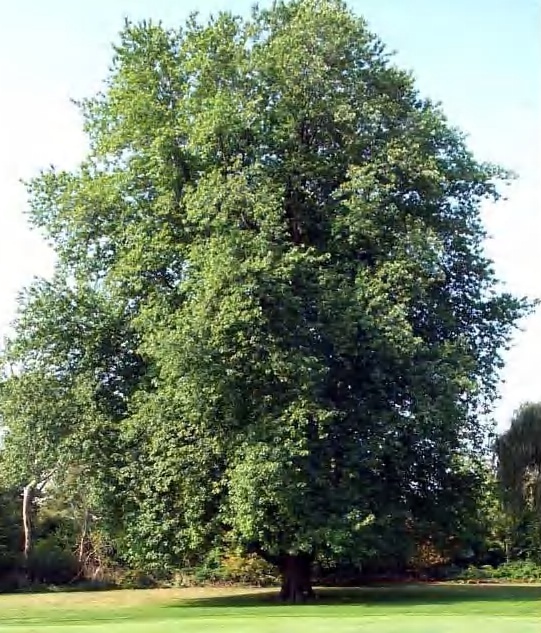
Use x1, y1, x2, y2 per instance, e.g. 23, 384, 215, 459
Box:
0, 0, 530, 599
497, 403, 541, 511
496, 403, 541, 561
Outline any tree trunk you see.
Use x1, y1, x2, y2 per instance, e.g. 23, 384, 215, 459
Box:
278, 554, 315, 603
78, 507, 90, 564
22, 481, 36, 560
22, 473, 53, 563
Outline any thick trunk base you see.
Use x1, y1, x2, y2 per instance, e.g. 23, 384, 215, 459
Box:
279, 554, 315, 603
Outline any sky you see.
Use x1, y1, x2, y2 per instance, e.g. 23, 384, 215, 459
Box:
0, 0, 539, 429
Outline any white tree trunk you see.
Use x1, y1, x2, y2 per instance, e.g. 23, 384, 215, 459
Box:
22, 481, 36, 560
78, 507, 90, 563
22, 472, 53, 560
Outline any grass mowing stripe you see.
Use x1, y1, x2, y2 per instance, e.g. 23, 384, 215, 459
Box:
2, 617, 541, 633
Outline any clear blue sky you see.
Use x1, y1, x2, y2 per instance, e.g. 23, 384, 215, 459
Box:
1, 0, 539, 428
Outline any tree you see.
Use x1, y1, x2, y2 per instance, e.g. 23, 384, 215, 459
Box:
1, 0, 530, 600
0, 367, 68, 561
0, 276, 144, 564
496, 403, 541, 560
497, 403, 541, 509
0, 483, 23, 580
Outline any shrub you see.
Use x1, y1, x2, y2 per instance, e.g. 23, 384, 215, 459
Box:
174, 549, 278, 587
220, 553, 278, 586
27, 537, 78, 585
457, 561, 541, 583
492, 561, 541, 582
116, 569, 157, 589
410, 541, 450, 570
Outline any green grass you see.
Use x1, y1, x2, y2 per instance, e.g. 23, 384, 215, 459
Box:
0, 584, 539, 632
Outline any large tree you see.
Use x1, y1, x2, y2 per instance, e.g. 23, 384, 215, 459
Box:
1, 0, 529, 600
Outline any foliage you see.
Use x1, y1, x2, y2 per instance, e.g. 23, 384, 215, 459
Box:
0, 487, 22, 573
115, 569, 157, 589
0, 0, 531, 599
26, 537, 79, 585
496, 402, 541, 562
458, 561, 541, 583
497, 403, 541, 513
175, 549, 278, 587
219, 552, 278, 586
409, 541, 450, 570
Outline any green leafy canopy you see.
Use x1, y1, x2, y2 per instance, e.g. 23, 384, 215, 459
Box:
0, 0, 531, 573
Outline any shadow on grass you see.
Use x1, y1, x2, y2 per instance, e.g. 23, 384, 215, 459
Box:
168, 584, 541, 611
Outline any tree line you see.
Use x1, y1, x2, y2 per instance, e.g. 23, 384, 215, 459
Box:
0, 0, 537, 600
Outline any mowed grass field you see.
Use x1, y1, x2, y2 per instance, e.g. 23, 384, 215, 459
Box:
0, 584, 539, 632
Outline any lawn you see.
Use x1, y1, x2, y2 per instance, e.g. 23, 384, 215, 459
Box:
0, 584, 539, 632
